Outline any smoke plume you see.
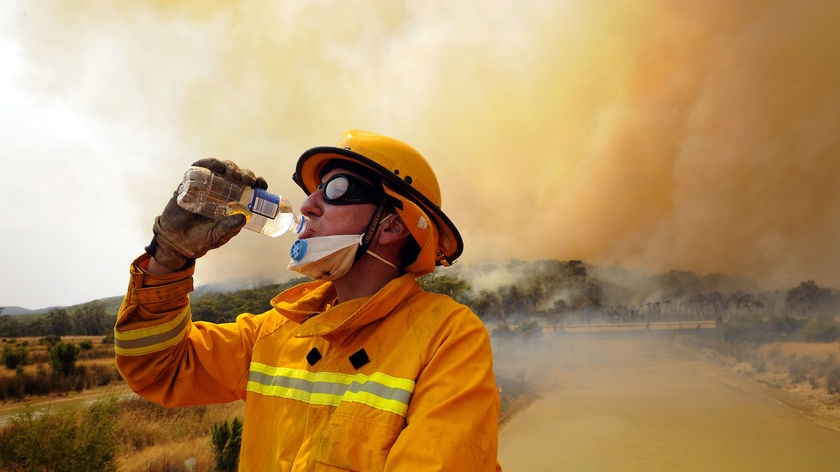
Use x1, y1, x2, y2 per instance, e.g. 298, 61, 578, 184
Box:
8, 0, 840, 290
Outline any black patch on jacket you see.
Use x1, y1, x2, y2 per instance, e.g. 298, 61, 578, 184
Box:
349, 349, 370, 369
306, 347, 322, 366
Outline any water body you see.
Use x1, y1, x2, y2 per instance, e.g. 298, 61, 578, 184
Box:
496, 333, 840, 472
0, 386, 136, 426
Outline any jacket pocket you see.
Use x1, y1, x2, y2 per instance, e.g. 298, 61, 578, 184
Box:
314, 403, 405, 471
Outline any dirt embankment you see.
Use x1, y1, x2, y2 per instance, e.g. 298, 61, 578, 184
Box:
687, 340, 840, 434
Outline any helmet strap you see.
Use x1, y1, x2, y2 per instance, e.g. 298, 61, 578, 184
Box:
355, 199, 391, 261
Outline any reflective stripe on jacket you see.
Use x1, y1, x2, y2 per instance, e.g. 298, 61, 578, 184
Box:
115, 254, 501, 471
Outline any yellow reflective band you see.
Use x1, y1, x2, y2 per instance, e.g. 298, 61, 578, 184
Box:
247, 363, 415, 416
114, 307, 190, 356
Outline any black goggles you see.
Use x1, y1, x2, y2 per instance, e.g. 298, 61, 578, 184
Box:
316, 173, 385, 205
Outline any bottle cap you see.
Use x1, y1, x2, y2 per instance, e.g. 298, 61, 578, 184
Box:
295, 216, 307, 234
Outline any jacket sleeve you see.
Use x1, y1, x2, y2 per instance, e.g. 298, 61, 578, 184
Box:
385, 302, 502, 472
114, 253, 258, 406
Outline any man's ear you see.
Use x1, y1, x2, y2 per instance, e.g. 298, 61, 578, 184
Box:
377, 214, 412, 245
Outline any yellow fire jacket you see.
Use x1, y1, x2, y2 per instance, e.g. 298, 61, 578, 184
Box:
115, 254, 501, 471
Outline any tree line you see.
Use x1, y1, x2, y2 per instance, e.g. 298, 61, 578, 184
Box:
0, 301, 116, 338
2, 260, 838, 339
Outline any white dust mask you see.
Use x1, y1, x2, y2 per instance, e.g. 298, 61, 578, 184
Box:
287, 234, 363, 280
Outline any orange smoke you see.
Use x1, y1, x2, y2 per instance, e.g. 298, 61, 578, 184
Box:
10, 0, 840, 290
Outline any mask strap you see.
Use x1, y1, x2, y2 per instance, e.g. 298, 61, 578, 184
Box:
365, 249, 399, 271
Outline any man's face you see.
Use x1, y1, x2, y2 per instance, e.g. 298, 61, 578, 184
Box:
297, 167, 379, 239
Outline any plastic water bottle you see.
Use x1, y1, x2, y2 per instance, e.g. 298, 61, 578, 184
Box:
176, 166, 303, 237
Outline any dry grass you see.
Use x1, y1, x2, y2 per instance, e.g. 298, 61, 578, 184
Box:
758, 341, 839, 358
0, 336, 120, 400
114, 399, 244, 472
117, 438, 215, 472
1, 336, 114, 369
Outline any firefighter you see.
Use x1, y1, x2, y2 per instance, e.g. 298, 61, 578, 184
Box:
115, 130, 501, 471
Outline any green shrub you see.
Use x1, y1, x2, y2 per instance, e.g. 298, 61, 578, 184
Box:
212, 417, 243, 472
0, 399, 119, 471
2, 344, 27, 370
49, 342, 80, 376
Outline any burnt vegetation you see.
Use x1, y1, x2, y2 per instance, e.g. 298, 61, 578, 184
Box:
419, 260, 840, 344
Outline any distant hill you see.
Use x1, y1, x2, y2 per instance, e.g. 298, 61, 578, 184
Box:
1, 305, 66, 316
1, 276, 286, 319
1, 296, 125, 318
1, 306, 36, 316
0, 288, 261, 320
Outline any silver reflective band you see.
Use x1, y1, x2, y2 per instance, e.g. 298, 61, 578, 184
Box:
247, 363, 415, 416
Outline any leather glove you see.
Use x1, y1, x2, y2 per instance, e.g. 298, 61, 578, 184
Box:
145, 158, 269, 270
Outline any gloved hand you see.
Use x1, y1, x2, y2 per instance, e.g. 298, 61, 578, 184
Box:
145, 158, 269, 271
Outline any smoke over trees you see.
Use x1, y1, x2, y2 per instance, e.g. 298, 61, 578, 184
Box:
424, 260, 840, 343
1, 260, 837, 340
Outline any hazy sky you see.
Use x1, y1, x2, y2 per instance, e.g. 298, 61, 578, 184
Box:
2, 0, 839, 309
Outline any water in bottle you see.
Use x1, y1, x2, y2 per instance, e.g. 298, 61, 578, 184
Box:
176, 166, 303, 237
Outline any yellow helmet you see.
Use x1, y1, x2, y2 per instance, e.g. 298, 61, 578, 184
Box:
293, 130, 463, 275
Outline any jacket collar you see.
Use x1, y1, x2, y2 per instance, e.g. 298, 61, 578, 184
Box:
271, 273, 420, 345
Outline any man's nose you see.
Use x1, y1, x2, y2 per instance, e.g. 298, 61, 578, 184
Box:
299, 189, 324, 217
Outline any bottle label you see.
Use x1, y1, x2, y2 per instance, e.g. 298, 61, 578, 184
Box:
245, 213, 268, 232
249, 188, 281, 218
